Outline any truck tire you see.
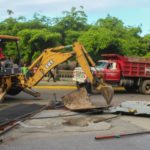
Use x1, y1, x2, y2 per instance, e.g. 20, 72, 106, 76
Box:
140, 80, 150, 95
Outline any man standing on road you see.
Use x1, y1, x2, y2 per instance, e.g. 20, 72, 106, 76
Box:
23, 63, 28, 74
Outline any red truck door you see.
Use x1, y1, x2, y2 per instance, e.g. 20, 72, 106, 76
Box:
104, 62, 120, 82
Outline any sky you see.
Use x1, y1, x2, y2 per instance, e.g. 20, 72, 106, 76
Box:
0, 0, 150, 36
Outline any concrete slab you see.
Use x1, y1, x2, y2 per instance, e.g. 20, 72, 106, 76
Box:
121, 116, 150, 130
2, 109, 148, 142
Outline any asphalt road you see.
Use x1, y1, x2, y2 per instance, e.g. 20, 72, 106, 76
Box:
1, 88, 150, 150
1, 132, 150, 150
1, 88, 150, 105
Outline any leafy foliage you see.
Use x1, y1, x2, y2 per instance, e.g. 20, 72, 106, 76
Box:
78, 26, 115, 60
50, 6, 89, 44
79, 15, 147, 61
0, 8, 150, 64
18, 29, 61, 63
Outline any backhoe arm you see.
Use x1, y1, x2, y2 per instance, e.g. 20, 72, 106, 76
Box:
73, 42, 114, 104
73, 42, 95, 84
27, 42, 95, 87
26, 46, 73, 87
73, 42, 105, 87
25, 42, 113, 104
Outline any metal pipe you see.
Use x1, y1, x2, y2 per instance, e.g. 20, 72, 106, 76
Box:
95, 130, 150, 140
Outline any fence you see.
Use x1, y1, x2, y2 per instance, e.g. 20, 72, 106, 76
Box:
43, 70, 73, 81
56, 70, 73, 81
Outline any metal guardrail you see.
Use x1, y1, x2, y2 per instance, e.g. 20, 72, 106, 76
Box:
57, 70, 73, 81
43, 70, 73, 81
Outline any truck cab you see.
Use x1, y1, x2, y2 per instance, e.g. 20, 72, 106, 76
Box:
73, 60, 121, 86
102, 61, 121, 85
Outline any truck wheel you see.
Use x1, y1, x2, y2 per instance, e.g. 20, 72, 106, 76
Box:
140, 80, 150, 95
7, 87, 21, 95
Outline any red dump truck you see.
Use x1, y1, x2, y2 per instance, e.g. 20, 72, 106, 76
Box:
73, 54, 150, 94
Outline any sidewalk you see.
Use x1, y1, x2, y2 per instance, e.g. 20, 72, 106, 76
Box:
35, 78, 125, 91
36, 79, 76, 86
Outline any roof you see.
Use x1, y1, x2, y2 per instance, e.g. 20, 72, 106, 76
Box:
0, 35, 20, 42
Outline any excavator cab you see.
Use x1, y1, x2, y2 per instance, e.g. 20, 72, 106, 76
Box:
0, 35, 23, 101
0, 35, 22, 75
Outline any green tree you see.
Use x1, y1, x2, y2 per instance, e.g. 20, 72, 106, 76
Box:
0, 17, 17, 35
142, 34, 150, 57
60, 6, 87, 31
96, 15, 124, 32
1, 9, 149, 64
78, 15, 145, 61
18, 29, 61, 63
64, 30, 84, 45
7, 9, 14, 16
78, 26, 115, 60
51, 6, 89, 44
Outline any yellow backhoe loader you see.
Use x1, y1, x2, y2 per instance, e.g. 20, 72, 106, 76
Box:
0, 35, 114, 108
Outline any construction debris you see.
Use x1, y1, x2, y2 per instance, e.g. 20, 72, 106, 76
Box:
18, 122, 45, 128
62, 88, 107, 110
62, 115, 119, 127
109, 101, 150, 115
48, 93, 64, 109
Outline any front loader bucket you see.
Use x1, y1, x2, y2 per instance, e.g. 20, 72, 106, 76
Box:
62, 88, 105, 111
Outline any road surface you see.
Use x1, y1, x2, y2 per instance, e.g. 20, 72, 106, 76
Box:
1, 88, 150, 150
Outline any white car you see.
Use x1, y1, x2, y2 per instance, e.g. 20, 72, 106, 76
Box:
72, 60, 107, 84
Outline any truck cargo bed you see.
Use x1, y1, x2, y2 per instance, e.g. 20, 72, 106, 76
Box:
102, 54, 150, 78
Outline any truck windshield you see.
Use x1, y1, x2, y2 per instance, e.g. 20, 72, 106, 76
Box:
96, 62, 107, 69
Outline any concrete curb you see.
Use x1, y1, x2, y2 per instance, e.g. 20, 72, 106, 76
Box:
34, 83, 125, 91
34, 80, 125, 90
34, 85, 77, 89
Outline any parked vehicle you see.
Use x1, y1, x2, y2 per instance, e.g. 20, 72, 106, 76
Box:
73, 54, 150, 94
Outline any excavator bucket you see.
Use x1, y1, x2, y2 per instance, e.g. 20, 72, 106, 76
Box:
100, 86, 114, 105
62, 88, 106, 111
